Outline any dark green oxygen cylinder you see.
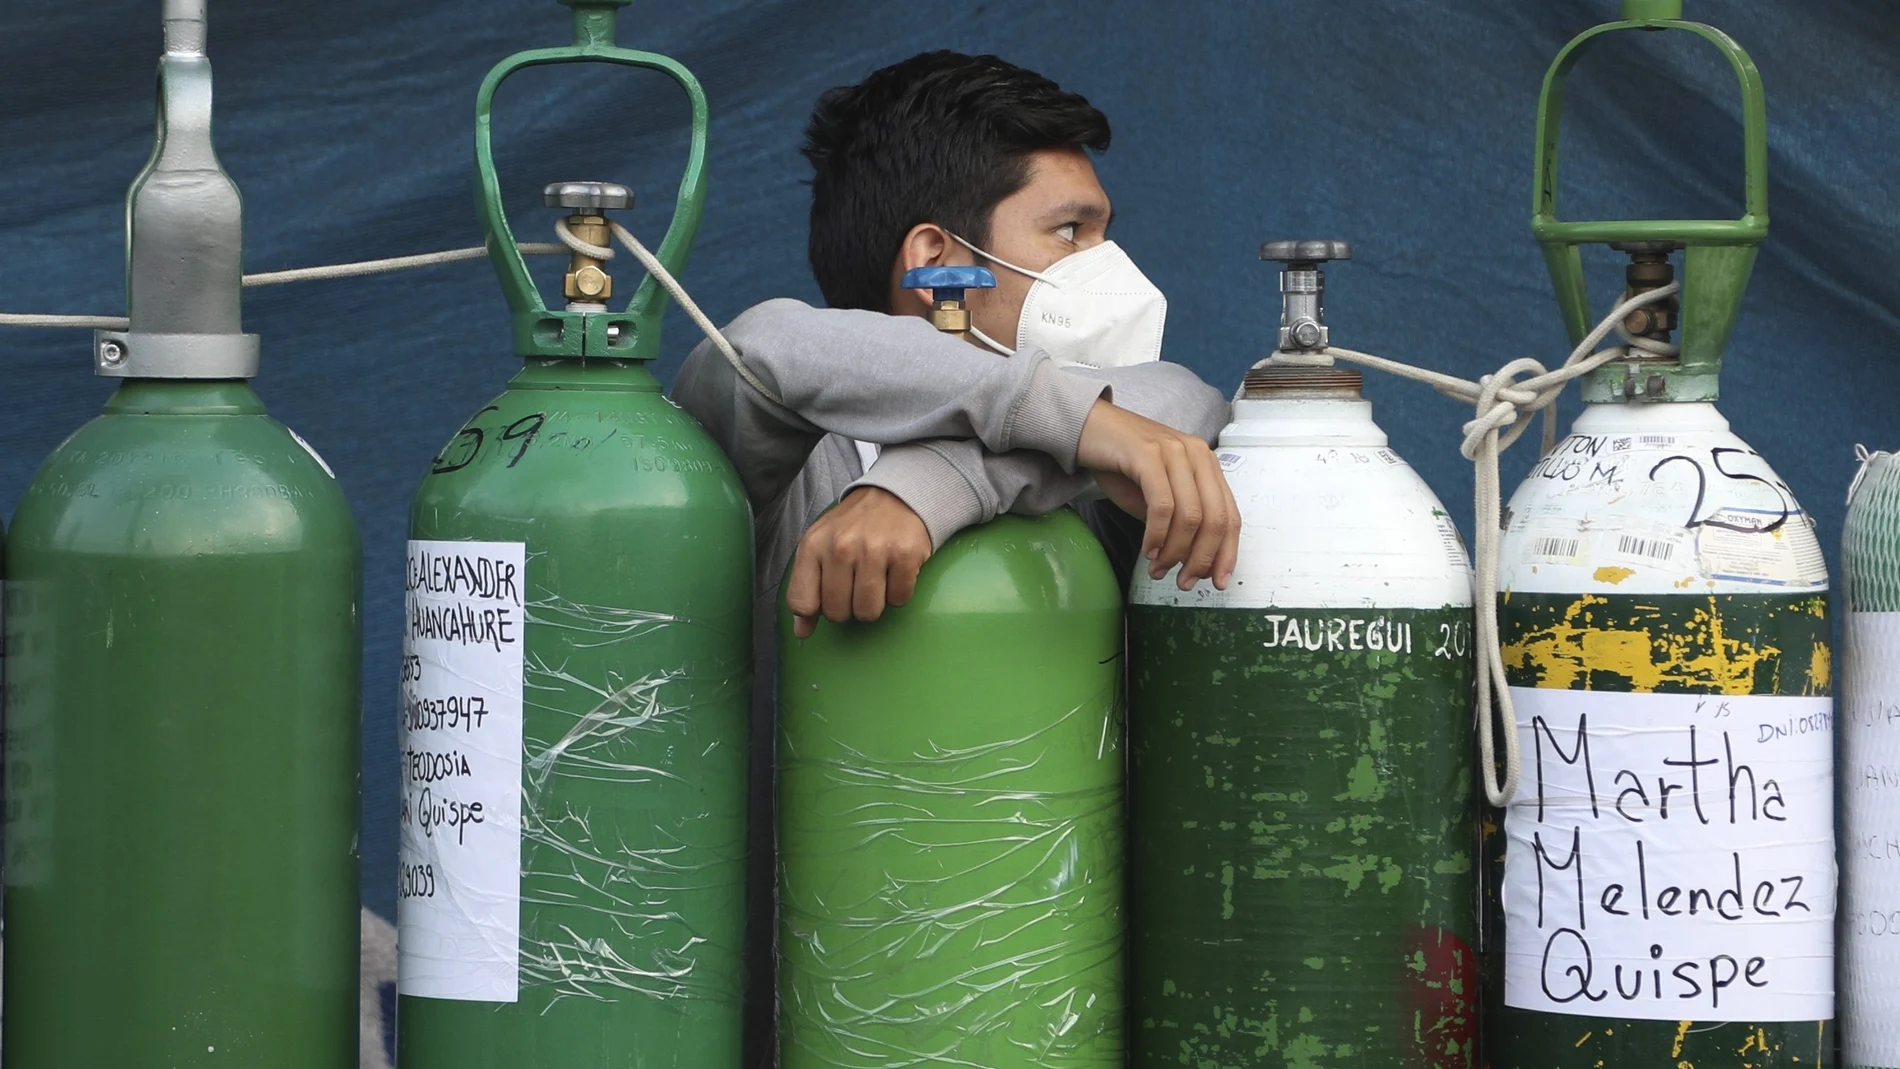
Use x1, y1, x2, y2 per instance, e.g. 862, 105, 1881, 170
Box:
394, 8, 750, 1068
4, 5, 362, 1066
1128, 247, 1478, 1069
779, 510, 1126, 1069
1484, 7, 1833, 1069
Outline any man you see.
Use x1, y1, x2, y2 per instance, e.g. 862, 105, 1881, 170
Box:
670, 50, 1235, 1069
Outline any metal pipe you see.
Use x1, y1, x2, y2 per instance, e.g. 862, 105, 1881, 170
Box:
163, 0, 206, 55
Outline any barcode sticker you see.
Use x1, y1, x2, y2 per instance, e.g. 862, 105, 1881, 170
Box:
1529, 536, 1582, 560
1614, 534, 1676, 562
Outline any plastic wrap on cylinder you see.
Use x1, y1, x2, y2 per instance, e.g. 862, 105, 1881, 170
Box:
778, 512, 1126, 1069
518, 597, 748, 1008
1843, 449, 1900, 1069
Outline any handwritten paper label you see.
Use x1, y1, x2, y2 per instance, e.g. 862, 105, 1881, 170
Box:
1503, 687, 1834, 1021
1843, 611, 1900, 1065
397, 539, 525, 1002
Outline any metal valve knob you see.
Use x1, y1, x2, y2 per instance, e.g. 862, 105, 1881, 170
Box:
1259, 239, 1352, 266
1261, 239, 1352, 353
543, 181, 634, 212
902, 265, 997, 336
544, 181, 632, 307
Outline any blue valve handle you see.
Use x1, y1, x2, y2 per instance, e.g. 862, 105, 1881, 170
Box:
902, 265, 997, 303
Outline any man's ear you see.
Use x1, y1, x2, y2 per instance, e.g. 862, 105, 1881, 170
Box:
888, 223, 957, 317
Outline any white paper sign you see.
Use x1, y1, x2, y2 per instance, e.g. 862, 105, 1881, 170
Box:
397, 539, 526, 1002
1843, 611, 1900, 1066
1503, 686, 1835, 1021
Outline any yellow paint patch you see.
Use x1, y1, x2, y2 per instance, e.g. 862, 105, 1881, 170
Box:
1575, 1032, 1592, 1048
1593, 566, 1637, 585
1502, 595, 1780, 694
1673, 1020, 1691, 1058
1807, 642, 1832, 695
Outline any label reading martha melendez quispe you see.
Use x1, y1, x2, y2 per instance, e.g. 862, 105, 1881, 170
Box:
1503, 687, 1834, 1022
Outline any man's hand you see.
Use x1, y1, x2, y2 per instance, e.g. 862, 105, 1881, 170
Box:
787, 487, 933, 639
1075, 399, 1239, 590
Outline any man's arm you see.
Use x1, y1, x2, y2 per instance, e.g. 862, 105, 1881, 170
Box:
787, 363, 1236, 635
670, 298, 1106, 516
856, 361, 1230, 540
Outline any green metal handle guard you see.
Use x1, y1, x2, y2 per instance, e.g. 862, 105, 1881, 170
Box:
475, 0, 709, 360
1533, 0, 1767, 399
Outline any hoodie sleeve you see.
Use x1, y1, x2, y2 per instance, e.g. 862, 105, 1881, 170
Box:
669, 298, 1108, 517
848, 360, 1232, 549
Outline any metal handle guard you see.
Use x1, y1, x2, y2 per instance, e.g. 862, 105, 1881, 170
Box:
475, 1, 710, 360
1533, 4, 1768, 401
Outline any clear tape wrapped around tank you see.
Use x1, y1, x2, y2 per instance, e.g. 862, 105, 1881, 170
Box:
519, 590, 749, 1007
779, 686, 1126, 1069
398, 563, 748, 1011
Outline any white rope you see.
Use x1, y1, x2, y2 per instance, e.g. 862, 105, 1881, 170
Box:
3, 225, 772, 404
0, 243, 574, 326
549, 216, 778, 405
1849, 444, 1888, 506
241, 243, 567, 287
1266, 281, 1683, 808
0, 313, 133, 329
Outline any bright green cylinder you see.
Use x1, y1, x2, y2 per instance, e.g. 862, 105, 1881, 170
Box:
778, 510, 1126, 1069
397, 359, 751, 1069
3, 381, 362, 1068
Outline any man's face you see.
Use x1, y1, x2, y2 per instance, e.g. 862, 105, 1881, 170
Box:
943, 147, 1114, 348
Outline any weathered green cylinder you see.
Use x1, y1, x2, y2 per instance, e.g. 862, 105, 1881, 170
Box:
1128, 361, 1478, 1069
778, 510, 1126, 1069
1487, 7, 1834, 1065
4, 381, 363, 1067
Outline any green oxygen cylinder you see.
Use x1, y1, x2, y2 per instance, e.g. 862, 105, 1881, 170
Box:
393, 5, 751, 1068
1841, 447, 1900, 1069
3, 3, 362, 1066
1128, 244, 1478, 1069
1484, 5, 1834, 1067
777, 267, 1127, 1069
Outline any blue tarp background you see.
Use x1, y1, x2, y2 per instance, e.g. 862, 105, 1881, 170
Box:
0, 0, 1893, 923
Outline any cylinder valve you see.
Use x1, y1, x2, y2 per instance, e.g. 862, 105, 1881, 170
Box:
902, 265, 997, 336
544, 180, 633, 310
1261, 239, 1352, 353
1610, 240, 1683, 350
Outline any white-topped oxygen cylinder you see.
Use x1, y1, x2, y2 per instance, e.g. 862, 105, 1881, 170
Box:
1126, 241, 1481, 1068
1843, 447, 1900, 1069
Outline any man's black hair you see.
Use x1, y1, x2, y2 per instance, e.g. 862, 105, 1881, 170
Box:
801, 50, 1111, 313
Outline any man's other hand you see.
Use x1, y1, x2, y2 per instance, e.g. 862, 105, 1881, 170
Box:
787, 487, 933, 639
1076, 399, 1239, 591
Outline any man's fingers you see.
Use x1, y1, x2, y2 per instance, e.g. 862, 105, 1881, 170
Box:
1212, 461, 1241, 589
1135, 452, 1175, 566
819, 537, 857, 624
1178, 449, 1232, 590
852, 543, 891, 622
787, 537, 825, 637
1151, 441, 1205, 580
886, 545, 926, 607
